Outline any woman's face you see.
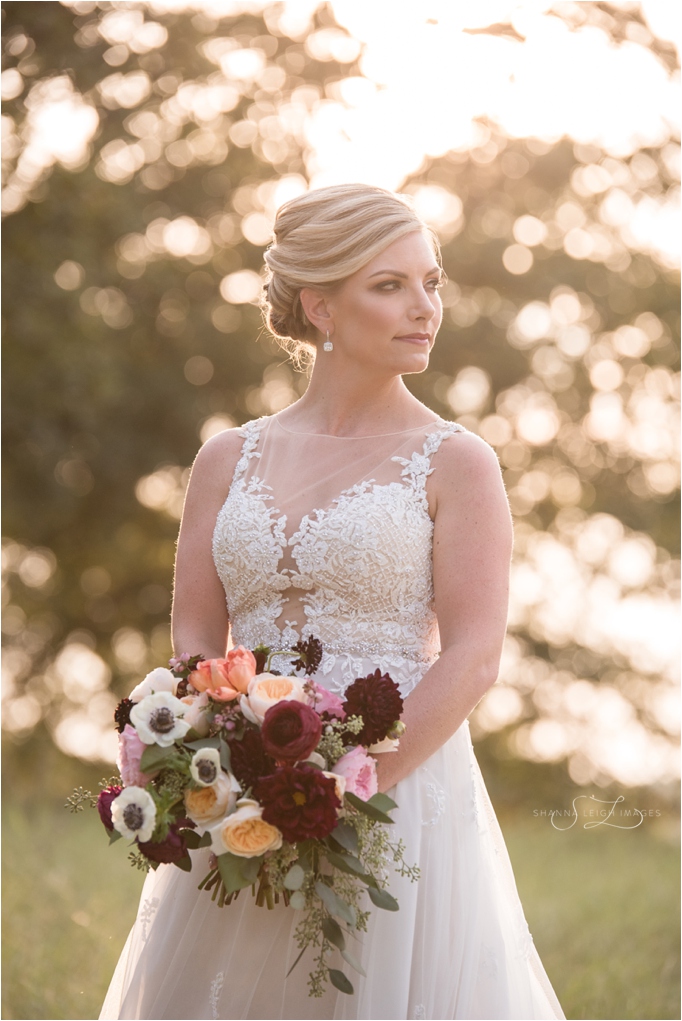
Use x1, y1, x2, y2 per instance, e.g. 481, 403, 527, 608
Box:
323, 230, 443, 376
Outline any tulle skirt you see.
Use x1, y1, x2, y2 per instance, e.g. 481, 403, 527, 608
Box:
99, 714, 565, 1021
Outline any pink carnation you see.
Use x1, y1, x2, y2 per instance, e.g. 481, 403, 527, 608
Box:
117, 724, 156, 787
310, 681, 346, 720
332, 745, 378, 801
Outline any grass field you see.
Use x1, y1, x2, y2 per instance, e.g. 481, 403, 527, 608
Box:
2, 796, 679, 1020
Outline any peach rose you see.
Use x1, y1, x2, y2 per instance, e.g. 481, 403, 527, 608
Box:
207, 799, 283, 858
184, 771, 241, 830
240, 673, 307, 725
189, 647, 257, 702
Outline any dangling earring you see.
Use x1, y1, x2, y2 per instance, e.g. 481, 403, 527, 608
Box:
323, 329, 333, 352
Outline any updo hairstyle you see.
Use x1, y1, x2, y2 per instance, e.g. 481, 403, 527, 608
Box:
262, 184, 440, 365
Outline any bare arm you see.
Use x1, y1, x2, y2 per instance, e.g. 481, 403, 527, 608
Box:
171, 429, 244, 660
375, 431, 513, 792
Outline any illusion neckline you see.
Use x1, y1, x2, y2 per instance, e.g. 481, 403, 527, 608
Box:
272, 414, 444, 439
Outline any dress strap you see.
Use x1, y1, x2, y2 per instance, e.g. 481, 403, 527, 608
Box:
231, 418, 266, 486
392, 420, 465, 507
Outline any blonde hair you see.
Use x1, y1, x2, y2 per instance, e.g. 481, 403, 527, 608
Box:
261, 184, 440, 364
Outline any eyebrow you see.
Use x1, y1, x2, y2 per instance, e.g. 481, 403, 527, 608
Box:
368, 266, 442, 279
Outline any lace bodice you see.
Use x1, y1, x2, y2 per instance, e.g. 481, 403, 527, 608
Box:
212, 414, 465, 696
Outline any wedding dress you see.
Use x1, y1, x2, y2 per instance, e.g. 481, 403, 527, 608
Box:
100, 413, 566, 1021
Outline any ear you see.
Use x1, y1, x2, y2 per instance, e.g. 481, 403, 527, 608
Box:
299, 288, 333, 336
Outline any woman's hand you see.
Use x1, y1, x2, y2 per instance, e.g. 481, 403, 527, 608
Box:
374, 430, 513, 792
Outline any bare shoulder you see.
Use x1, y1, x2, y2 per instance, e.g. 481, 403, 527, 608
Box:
432, 427, 504, 494
188, 426, 245, 498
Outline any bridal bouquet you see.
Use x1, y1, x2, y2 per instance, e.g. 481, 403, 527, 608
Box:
68, 637, 419, 997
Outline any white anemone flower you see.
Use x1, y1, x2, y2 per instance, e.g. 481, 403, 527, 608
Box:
129, 666, 178, 703
130, 691, 190, 747
111, 786, 157, 842
190, 747, 221, 787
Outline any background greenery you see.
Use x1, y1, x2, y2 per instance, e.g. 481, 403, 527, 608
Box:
2, 2, 679, 1018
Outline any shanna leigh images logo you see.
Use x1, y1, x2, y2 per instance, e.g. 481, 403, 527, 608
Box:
533, 794, 662, 831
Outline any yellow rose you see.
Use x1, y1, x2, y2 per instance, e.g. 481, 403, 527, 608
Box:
208, 799, 283, 858
184, 771, 240, 829
240, 673, 307, 724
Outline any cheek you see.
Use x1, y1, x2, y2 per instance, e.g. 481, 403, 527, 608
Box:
346, 294, 399, 331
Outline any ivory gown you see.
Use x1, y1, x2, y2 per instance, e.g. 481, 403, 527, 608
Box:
100, 414, 566, 1021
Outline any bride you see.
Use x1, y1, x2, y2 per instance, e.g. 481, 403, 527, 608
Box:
100, 183, 566, 1020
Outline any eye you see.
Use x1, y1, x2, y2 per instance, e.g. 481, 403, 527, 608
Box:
426, 277, 443, 291
374, 280, 401, 292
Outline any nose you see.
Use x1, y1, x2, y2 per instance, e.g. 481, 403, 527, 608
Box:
409, 285, 437, 321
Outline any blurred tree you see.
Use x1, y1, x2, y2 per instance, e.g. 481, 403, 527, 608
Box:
1, 1, 679, 801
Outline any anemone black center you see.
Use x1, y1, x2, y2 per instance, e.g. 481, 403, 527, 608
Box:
123, 804, 144, 831
150, 707, 175, 733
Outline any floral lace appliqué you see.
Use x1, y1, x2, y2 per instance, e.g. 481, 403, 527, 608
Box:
139, 896, 159, 943
212, 417, 464, 696
209, 970, 224, 1020
421, 767, 446, 826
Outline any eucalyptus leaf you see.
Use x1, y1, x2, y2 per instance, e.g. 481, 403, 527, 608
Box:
321, 916, 345, 951
367, 792, 398, 813
330, 822, 359, 855
219, 738, 231, 773
344, 791, 394, 824
108, 828, 122, 844
368, 886, 399, 911
175, 853, 192, 872
324, 848, 367, 878
340, 948, 367, 977
283, 864, 305, 891
289, 890, 306, 910
314, 882, 357, 927
185, 736, 221, 752
217, 852, 258, 895
139, 744, 175, 773
328, 969, 354, 995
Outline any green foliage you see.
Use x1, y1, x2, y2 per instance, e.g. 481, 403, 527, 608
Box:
1, 2, 679, 801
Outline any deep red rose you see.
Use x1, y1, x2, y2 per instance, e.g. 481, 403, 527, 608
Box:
229, 726, 276, 791
261, 700, 322, 763
342, 670, 404, 745
255, 765, 340, 842
138, 818, 194, 865
97, 784, 123, 832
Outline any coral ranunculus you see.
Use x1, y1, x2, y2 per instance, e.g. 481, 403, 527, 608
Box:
261, 701, 322, 764
342, 670, 404, 746
255, 765, 341, 842
189, 647, 257, 702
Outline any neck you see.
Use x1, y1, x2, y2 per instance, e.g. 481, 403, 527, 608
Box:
282, 357, 431, 437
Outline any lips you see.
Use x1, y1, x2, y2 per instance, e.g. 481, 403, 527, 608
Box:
395, 333, 430, 344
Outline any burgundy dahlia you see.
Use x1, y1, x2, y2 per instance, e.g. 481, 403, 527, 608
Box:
138, 819, 193, 865
255, 765, 340, 842
97, 784, 123, 832
229, 726, 276, 791
342, 670, 404, 746
261, 700, 322, 763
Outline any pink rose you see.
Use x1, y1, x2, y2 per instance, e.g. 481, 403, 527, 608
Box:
117, 725, 156, 787
189, 647, 257, 702
332, 746, 378, 801
310, 681, 346, 720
